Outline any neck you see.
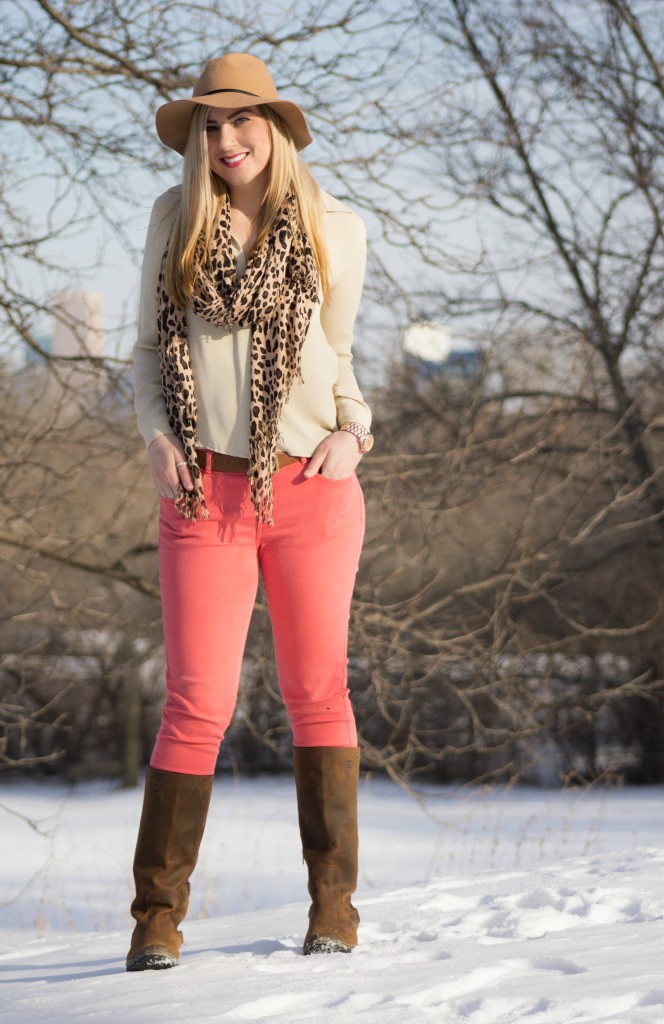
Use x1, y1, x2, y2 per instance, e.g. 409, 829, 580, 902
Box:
227, 179, 267, 220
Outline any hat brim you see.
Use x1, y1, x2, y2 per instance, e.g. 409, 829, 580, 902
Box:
156, 93, 313, 154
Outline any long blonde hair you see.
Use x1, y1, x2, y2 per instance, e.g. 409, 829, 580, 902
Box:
164, 104, 330, 308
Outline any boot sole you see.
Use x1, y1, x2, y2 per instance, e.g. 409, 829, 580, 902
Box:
126, 950, 178, 972
303, 937, 354, 955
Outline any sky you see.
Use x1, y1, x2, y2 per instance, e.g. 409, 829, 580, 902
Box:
9, 0, 654, 385
3, 0, 460, 381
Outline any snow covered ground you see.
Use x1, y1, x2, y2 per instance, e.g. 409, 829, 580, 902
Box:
1, 775, 663, 1023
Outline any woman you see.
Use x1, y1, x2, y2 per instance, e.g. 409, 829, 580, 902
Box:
127, 53, 373, 971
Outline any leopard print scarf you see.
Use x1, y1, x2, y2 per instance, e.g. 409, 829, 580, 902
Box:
157, 191, 319, 524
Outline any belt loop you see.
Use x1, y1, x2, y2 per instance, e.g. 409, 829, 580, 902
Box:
205, 449, 212, 472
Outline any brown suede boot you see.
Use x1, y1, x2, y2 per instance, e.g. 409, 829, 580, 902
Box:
126, 766, 213, 972
293, 746, 360, 955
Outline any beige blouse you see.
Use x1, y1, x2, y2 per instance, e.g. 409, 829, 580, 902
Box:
132, 186, 371, 457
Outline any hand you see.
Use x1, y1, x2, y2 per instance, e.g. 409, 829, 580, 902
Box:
303, 429, 363, 480
147, 434, 195, 498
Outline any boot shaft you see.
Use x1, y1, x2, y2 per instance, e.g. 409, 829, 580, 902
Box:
293, 746, 360, 856
293, 746, 360, 951
127, 766, 213, 968
132, 767, 213, 898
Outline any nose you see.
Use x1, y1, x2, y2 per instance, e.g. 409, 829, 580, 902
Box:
218, 121, 238, 151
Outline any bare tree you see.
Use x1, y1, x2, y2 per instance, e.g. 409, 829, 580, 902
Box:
1, 0, 413, 774
351, 0, 664, 784
2, 0, 664, 784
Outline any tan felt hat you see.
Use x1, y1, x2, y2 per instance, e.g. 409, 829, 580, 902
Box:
156, 52, 313, 154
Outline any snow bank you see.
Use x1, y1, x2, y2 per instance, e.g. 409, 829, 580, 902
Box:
1, 778, 663, 1023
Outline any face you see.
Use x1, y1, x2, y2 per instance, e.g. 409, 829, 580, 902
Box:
205, 106, 272, 194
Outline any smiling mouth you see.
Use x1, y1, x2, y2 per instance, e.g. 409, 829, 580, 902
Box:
221, 153, 248, 168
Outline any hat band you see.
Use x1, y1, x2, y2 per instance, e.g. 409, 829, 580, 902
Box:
201, 87, 261, 97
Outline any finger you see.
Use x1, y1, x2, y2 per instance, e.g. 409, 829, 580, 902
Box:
303, 446, 329, 477
172, 458, 195, 493
303, 451, 326, 478
177, 467, 195, 492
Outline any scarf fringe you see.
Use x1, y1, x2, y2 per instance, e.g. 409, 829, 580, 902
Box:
174, 485, 210, 521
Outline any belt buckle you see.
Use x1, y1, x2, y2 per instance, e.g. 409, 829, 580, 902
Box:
271, 451, 280, 474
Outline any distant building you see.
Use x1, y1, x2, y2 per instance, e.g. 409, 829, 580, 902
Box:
52, 288, 104, 359
24, 333, 51, 365
403, 320, 482, 381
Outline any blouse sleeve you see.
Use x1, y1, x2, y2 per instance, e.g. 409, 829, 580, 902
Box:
319, 213, 372, 430
132, 189, 180, 447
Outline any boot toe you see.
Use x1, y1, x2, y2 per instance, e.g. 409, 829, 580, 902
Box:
303, 935, 354, 955
126, 946, 178, 972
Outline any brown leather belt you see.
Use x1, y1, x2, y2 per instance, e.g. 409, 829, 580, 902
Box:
196, 450, 301, 474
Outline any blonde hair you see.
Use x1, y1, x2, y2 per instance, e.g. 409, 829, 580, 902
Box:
164, 104, 330, 308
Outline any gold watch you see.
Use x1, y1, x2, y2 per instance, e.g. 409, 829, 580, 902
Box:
340, 421, 374, 454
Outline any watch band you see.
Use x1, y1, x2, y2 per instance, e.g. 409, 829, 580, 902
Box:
340, 421, 374, 454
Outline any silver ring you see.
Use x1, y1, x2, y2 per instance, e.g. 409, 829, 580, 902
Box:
175, 461, 187, 468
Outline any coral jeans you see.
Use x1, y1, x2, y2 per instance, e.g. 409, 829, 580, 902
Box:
150, 456, 365, 775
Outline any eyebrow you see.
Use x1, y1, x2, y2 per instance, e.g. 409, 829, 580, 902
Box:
207, 108, 253, 123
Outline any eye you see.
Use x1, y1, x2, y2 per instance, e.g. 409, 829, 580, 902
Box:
205, 123, 219, 133
233, 115, 249, 125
